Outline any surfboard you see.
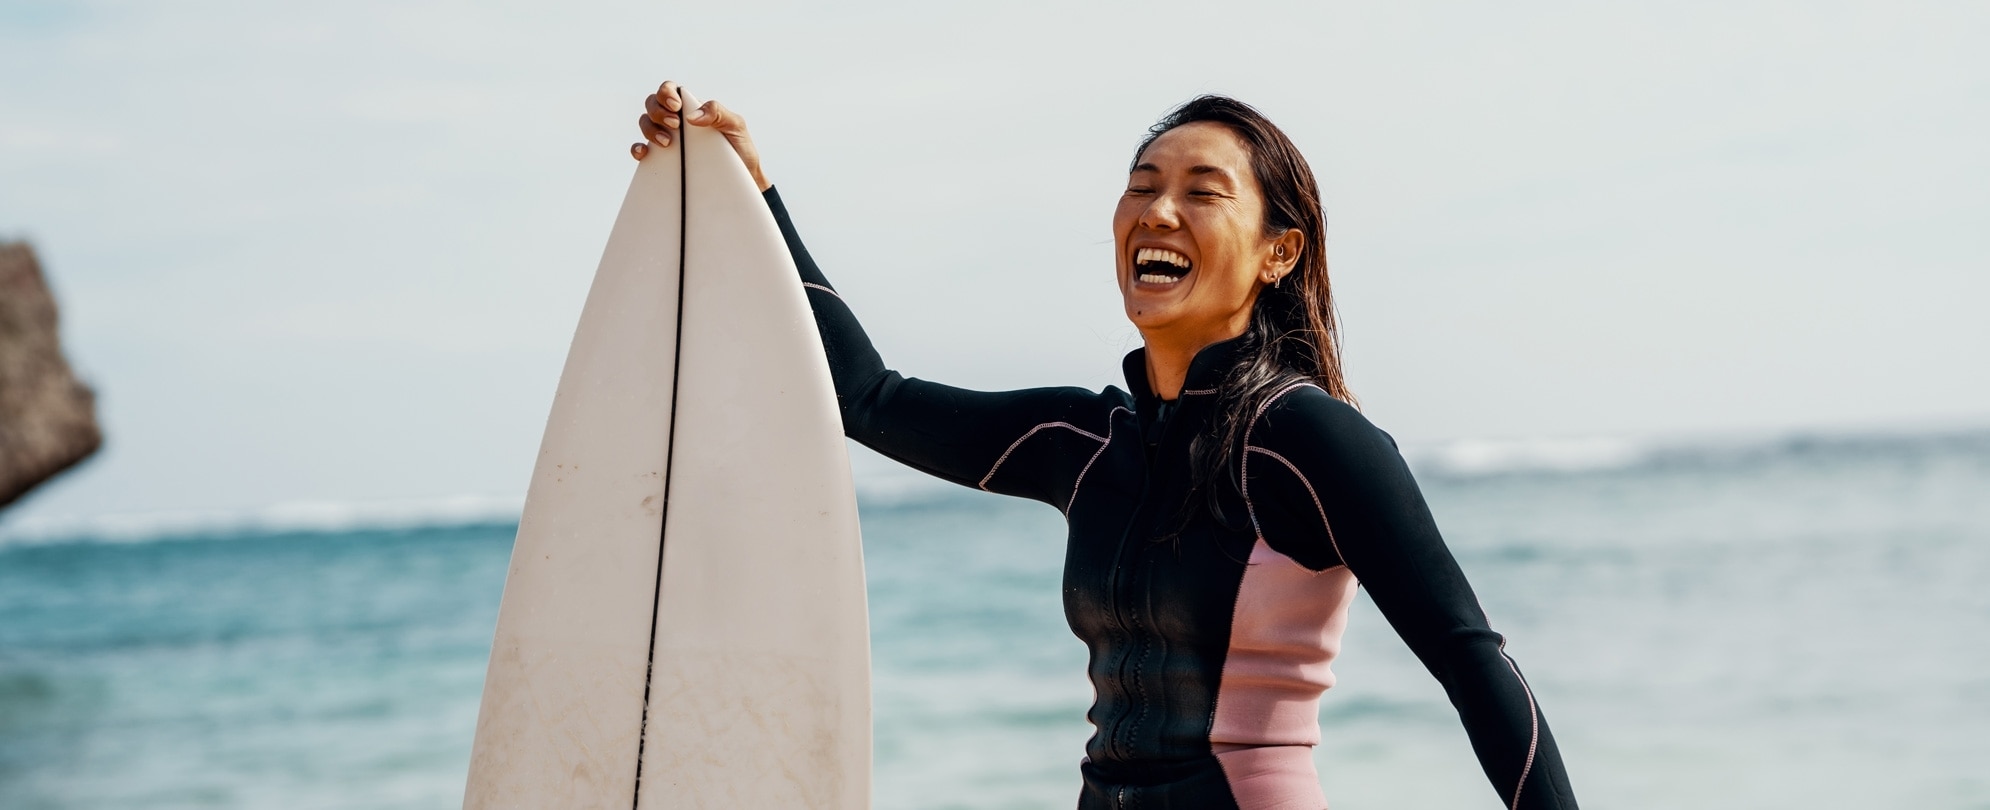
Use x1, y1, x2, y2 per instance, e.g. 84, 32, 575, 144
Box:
463, 106, 871, 809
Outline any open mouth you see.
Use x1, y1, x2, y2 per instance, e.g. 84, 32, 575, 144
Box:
1133, 247, 1192, 285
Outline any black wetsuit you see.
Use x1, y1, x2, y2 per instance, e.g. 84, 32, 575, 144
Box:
767, 188, 1578, 809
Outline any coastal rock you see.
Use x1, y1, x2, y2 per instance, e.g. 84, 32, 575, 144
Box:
0, 242, 101, 508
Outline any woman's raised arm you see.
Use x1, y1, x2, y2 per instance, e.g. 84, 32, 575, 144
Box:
630, 84, 1119, 512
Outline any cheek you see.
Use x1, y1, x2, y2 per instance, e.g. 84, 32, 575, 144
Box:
1111, 205, 1139, 252
1186, 220, 1259, 303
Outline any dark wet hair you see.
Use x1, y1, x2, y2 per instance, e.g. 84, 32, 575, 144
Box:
1132, 95, 1355, 528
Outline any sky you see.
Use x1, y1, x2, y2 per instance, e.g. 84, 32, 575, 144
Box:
2, 0, 1986, 524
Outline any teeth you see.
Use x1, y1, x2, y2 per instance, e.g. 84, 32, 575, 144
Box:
1135, 247, 1190, 268
1137, 273, 1182, 284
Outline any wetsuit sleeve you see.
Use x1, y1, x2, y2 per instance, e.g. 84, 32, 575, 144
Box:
1245, 386, 1579, 809
760, 187, 1113, 509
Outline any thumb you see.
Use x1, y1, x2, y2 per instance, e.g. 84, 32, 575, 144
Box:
681, 90, 708, 121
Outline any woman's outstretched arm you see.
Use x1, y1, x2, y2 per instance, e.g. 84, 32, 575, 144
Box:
1245, 385, 1580, 809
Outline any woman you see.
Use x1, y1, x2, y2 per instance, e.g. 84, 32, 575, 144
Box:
633, 82, 1579, 810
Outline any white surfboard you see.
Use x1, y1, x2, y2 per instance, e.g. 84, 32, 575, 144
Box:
463, 112, 871, 810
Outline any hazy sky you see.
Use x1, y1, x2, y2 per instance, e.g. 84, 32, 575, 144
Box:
3, 1, 1986, 522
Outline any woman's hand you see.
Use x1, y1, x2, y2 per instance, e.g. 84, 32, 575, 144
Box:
632, 80, 771, 192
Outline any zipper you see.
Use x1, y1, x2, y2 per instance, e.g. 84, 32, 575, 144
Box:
1101, 399, 1185, 765
1101, 406, 1149, 762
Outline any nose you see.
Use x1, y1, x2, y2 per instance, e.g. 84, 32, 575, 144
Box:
1137, 193, 1180, 232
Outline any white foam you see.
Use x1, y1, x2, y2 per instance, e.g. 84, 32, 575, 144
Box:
0, 461, 957, 547
0, 494, 525, 547
1406, 435, 1654, 477
13, 428, 1975, 545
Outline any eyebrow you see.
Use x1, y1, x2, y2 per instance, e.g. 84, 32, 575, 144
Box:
1130, 162, 1234, 179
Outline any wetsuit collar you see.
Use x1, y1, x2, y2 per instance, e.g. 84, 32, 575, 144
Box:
1120, 335, 1251, 405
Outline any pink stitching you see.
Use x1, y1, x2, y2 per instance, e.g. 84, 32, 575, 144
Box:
801, 282, 843, 300
1239, 381, 1324, 542
1064, 407, 1129, 513
1502, 651, 1540, 810
1244, 446, 1345, 565
979, 421, 1108, 491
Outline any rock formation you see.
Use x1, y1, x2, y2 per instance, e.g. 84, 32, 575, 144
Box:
0, 242, 101, 509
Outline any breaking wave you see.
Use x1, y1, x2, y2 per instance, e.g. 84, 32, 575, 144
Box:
1406, 424, 1990, 479
7, 425, 1984, 546
0, 494, 524, 547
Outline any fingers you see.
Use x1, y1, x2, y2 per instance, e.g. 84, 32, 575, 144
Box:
645, 94, 680, 130
635, 81, 684, 152
632, 81, 751, 157
638, 114, 671, 148
687, 100, 748, 138
644, 94, 681, 148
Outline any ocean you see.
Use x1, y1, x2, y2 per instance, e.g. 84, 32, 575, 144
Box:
2, 428, 1987, 809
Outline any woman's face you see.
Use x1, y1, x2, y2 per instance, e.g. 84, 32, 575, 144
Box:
1114, 122, 1285, 347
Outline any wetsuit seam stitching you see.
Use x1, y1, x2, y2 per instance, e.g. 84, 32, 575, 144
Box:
1239, 381, 1324, 544
801, 281, 843, 300
1066, 407, 1130, 513
1501, 651, 1540, 810
979, 422, 1108, 491
1242, 446, 1346, 567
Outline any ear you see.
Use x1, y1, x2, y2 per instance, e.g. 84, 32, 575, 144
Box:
1261, 229, 1305, 285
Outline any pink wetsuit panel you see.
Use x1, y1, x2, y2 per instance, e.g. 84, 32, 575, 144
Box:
1212, 538, 1359, 809
1213, 744, 1328, 810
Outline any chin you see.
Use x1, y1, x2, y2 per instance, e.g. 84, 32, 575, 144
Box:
1122, 299, 1187, 332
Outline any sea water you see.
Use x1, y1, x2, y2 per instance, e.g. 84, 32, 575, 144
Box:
2, 429, 1987, 809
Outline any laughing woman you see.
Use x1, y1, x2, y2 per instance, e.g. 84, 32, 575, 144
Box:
632, 82, 1579, 809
